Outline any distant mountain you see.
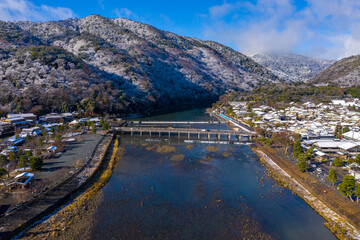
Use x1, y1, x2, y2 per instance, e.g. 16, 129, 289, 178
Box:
251, 53, 335, 82
311, 55, 360, 86
0, 15, 279, 116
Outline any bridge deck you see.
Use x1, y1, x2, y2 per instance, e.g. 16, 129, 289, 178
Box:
117, 127, 256, 136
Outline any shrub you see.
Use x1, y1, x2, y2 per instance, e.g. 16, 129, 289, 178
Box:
333, 157, 344, 167
298, 160, 307, 172
29, 157, 43, 170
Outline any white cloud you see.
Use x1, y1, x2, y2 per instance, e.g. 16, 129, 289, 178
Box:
203, 0, 360, 59
0, 0, 76, 21
209, 3, 237, 19
113, 8, 137, 19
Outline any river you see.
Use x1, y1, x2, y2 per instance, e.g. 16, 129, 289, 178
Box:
89, 109, 336, 239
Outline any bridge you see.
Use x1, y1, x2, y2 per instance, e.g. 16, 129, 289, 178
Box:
116, 127, 257, 141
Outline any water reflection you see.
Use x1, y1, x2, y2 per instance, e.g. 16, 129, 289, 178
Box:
90, 140, 336, 240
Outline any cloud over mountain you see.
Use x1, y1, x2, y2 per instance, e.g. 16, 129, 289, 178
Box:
203, 0, 360, 60
0, 0, 75, 21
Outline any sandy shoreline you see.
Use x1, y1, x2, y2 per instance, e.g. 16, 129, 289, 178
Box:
253, 147, 360, 240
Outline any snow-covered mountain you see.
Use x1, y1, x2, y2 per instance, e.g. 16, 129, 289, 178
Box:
0, 15, 280, 116
311, 54, 360, 86
251, 53, 335, 82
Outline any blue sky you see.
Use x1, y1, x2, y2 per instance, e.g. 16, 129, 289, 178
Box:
1, 0, 360, 60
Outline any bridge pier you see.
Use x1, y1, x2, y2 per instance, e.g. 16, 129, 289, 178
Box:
119, 127, 253, 142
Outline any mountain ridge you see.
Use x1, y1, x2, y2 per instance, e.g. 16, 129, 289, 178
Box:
251, 52, 335, 82
311, 54, 360, 86
0, 14, 280, 116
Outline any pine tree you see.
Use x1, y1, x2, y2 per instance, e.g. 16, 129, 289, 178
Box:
355, 184, 360, 202
304, 147, 314, 160
293, 140, 302, 158
298, 160, 307, 172
355, 154, 360, 165
333, 157, 344, 167
338, 175, 355, 201
327, 169, 338, 185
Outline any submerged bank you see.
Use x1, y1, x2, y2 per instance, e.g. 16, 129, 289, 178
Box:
253, 143, 360, 240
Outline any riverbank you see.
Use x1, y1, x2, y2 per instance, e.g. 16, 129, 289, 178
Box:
17, 138, 123, 239
0, 133, 114, 239
253, 142, 360, 240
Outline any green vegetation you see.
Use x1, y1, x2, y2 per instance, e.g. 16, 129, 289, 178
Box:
214, 83, 360, 109
2, 148, 43, 171
0, 168, 7, 178
293, 140, 302, 158
338, 175, 355, 200
29, 157, 43, 170
297, 160, 307, 172
355, 184, 360, 202
18, 155, 28, 168
333, 157, 345, 167
24, 46, 81, 68
225, 107, 236, 118
304, 147, 314, 160
327, 169, 338, 185
101, 119, 110, 130
257, 137, 273, 145
355, 154, 360, 165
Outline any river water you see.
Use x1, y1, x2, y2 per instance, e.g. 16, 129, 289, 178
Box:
89, 109, 336, 240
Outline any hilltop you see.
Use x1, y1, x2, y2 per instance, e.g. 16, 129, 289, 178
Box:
311, 55, 360, 86
251, 53, 334, 82
0, 15, 279, 116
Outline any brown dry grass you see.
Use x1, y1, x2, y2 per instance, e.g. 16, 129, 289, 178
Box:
185, 145, 194, 150
22, 138, 123, 240
171, 154, 184, 162
146, 144, 177, 154
206, 146, 218, 152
